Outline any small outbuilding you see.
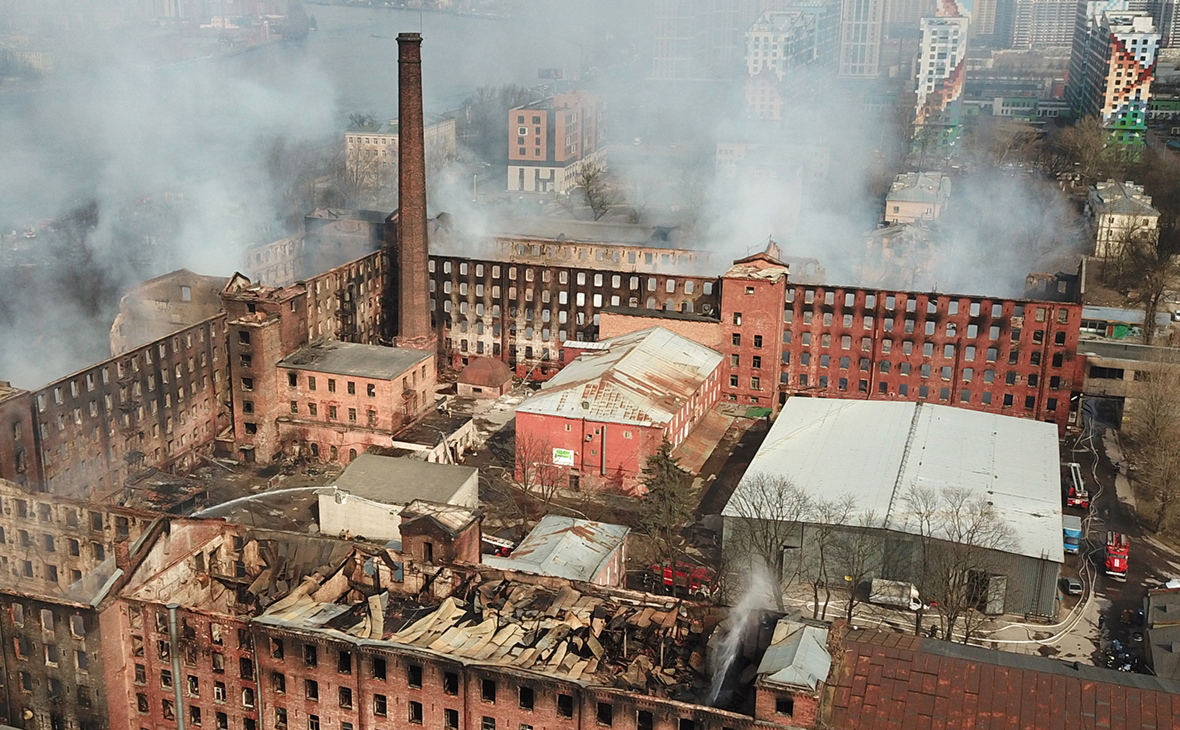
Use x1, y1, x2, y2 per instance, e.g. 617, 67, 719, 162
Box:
316, 453, 478, 545
483, 515, 629, 586
457, 357, 514, 398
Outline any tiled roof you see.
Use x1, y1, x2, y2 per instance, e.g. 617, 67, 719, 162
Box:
827, 626, 1180, 729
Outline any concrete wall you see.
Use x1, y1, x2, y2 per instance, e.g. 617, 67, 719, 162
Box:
318, 492, 406, 542
722, 517, 1061, 618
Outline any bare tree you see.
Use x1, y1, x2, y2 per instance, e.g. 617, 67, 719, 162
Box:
801, 495, 856, 619
1126, 358, 1180, 533
725, 472, 813, 609
830, 510, 884, 621
459, 84, 534, 164
1048, 116, 1131, 187
1109, 218, 1180, 345
963, 116, 1043, 170
509, 430, 565, 530
902, 486, 1016, 642
574, 160, 623, 221
348, 112, 378, 130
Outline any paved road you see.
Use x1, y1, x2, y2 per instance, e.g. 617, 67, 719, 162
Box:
1070, 420, 1180, 671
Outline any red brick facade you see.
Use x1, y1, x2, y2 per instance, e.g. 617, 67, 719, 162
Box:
770, 285, 1083, 430
275, 353, 436, 465
598, 312, 725, 352
514, 332, 723, 494
0, 386, 37, 489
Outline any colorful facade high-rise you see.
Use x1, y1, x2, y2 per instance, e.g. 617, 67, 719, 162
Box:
913, 0, 971, 154
1068, 10, 1159, 147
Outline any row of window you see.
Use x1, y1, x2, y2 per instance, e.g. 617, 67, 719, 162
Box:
775, 340, 1069, 369
285, 402, 379, 426
433, 260, 711, 292
785, 288, 1070, 324
36, 320, 224, 413
137, 695, 256, 730
764, 372, 1060, 410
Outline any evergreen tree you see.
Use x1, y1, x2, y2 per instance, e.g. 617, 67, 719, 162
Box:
638, 439, 694, 597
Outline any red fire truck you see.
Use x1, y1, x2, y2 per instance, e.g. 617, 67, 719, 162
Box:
652, 562, 714, 597
1065, 462, 1090, 509
1105, 532, 1130, 581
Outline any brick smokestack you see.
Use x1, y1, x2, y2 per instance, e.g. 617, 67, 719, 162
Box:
396, 32, 433, 349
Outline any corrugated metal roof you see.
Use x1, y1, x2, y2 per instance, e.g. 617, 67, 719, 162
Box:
484, 515, 628, 582
518, 327, 722, 427
757, 619, 832, 690
723, 399, 1064, 563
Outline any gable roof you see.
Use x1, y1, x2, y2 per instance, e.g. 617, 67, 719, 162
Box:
517, 327, 723, 427
827, 626, 1180, 729
757, 619, 832, 690
482, 515, 628, 582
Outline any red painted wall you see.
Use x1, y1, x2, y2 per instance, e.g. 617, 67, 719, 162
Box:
514, 362, 721, 494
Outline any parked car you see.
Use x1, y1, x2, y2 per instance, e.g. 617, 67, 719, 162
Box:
1061, 577, 1083, 595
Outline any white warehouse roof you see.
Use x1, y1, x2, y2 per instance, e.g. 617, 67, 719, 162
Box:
722, 399, 1064, 563
518, 327, 722, 427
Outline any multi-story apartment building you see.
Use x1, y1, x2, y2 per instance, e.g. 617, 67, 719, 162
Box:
1087, 179, 1161, 257
506, 92, 606, 194
914, 11, 970, 151
837, 0, 886, 76
1008, 0, 1078, 47
343, 118, 457, 199
743, 4, 839, 119
651, 0, 766, 79
1069, 7, 1160, 145
1149, 0, 1180, 45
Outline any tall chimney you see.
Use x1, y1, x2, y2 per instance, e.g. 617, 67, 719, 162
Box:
396, 32, 433, 349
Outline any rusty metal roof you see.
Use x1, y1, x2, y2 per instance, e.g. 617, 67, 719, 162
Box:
483, 515, 628, 583
517, 327, 722, 427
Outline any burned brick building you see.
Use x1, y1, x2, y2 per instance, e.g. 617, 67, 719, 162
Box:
426, 243, 1083, 429
98, 514, 828, 730
0, 479, 160, 730
0, 28, 1086, 508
